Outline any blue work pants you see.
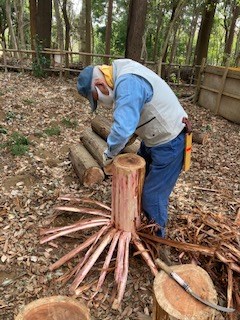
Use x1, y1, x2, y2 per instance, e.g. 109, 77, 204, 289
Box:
138, 131, 185, 237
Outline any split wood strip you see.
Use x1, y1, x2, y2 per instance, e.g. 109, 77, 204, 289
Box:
69, 143, 104, 187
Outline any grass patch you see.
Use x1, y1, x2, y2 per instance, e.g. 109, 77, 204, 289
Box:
0, 126, 7, 134
44, 126, 61, 136
0, 132, 29, 156
5, 111, 16, 121
61, 117, 78, 128
22, 98, 35, 105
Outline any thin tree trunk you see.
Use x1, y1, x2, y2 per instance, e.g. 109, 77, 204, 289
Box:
223, 5, 240, 64
157, 0, 186, 76
53, 0, 64, 50
104, 0, 113, 64
152, 3, 164, 62
185, 1, 200, 65
29, 0, 37, 51
235, 28, 240, 66
13, 0, 26, 50
79, 0, 86, 64
85, 0, 92, 65
62, 0, 70, 70
6, 0, 19, 58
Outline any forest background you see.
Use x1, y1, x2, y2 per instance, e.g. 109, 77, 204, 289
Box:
0, 0, 240, 77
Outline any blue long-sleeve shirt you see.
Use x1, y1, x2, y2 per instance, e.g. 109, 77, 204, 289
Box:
106, 74, 153, 158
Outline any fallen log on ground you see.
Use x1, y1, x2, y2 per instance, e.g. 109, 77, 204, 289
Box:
69, 144, 104, 187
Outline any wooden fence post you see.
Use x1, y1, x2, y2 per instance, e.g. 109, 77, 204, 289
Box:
214, 59, 230, 115
193, 58, 206, 103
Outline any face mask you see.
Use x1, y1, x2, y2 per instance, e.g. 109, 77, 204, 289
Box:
95, 86, 114, 108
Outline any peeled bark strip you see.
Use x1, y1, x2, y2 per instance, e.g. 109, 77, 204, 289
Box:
91, 115, 140, 153
112, 153, 146, 232
81, 128, 107, 166
69, 144, 104, 187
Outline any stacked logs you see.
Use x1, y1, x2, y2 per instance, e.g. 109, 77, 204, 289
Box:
69, 115, 140, 187
70, 115, 208, 187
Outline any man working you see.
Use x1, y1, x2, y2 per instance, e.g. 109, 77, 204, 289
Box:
77, 59, 191, 237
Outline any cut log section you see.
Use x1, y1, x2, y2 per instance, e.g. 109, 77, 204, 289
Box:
69, 144, 104, 187
81, 128, 107, 166
91, 115, 140, 153
15, 295, 91, 320
192, 130, 209, 145
153, 264, 218, 320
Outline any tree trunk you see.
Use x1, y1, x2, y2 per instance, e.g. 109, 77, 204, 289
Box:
62, 0, 70, 71
79, 0, 86, 65
13, 0, 26, 50
85, 0, 92, 65
152, 3, 164, 62
185, 1, 200, 65
69, 144, 104, 187
29, 0, 37, 51
112, 154, 145, 233
223, 4, 240, 64
194, 0, 217, 79
157, 0, 186, 76
125, 0, 148, 62
91, 115, 140, 154
104, 0, 113, 64
5, 0, 19, 58
53, 0, 64, 50
36, 0, 52, 49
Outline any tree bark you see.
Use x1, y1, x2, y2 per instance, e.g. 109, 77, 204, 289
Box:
69, 144, 104, 187
62, 0, 70, 70
85, 0, 92, 65
223, 4, 240, 64
81, 128, 108, 167
194, 0, 217, 79
5, 0, 19, 57
29, 0, 37, 51
53, 0, 64, 50
125, 0, 148, 62
104, 0, 113, 64
13, 0, 26, 50
91, 115, 140, 154
112, 154, 145, 232
36, 0, 52, 49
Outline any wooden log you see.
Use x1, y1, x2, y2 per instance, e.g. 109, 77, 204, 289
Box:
69, 144, 104, 187
15, 295, 91, 320
153, 264, 218, 320
111, 153, 146, 232
91, 115, 140, 153
81, 128, 107, 166
192, 130, 209, 145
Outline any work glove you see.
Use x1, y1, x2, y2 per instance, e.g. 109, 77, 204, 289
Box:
102, 150, 114, 167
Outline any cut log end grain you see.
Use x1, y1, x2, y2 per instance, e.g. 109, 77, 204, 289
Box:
113, 153, 146, 171
15, 296, 91, 320
83, 167, 104, 187
153, 264, 217, 320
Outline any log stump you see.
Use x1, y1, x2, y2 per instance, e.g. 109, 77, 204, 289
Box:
153, 264, 218, 320
15, 296, 91, 320
112, 153, 146, 232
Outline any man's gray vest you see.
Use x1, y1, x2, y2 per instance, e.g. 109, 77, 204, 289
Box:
112, 59, 187, 147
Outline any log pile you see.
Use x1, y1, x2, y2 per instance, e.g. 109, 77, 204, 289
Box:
69, 115, 140, 187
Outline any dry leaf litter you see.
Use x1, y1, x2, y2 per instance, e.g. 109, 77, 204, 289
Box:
0, 72, 239, 320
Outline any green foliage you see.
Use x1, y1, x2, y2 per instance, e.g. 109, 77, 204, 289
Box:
32, 39, 49, 78
44, 126, 61, 136
22, 98, 35, 105
0, 126, 7, 134
61, 117, 78, 128
5, 111, 16, 121
0, 132, 29, 156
